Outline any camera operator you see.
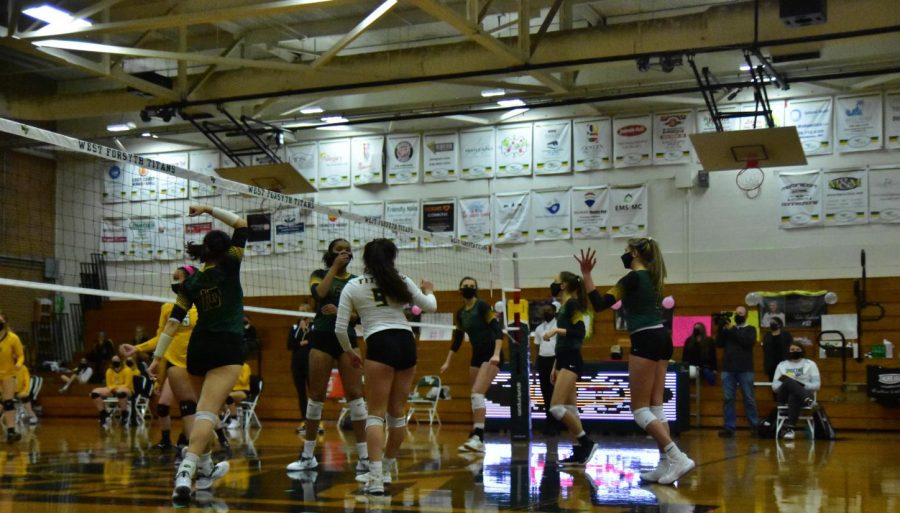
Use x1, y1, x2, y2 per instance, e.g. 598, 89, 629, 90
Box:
715, 306, 759, 437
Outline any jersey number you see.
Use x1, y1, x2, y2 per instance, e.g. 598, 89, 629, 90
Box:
372, 288, 389, 307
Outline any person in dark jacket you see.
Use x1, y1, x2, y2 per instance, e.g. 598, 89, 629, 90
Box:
287, 304, 312, 434
681, 323, 717, 385
716, 306, 759, 437
762, 317, 792, 382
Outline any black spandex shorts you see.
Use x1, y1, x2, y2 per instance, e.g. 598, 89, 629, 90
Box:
365, 329, 416, 370
629, 327, 674, 362
470, 343, 504, 368
554, 349, 584, 376
310, 329, 357, 360
187, 330, 246, 377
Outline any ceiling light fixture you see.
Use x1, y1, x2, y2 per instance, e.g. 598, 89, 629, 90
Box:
497, 99, 526, 108
300, 106, 325, 115
316, 125, 351, 131
106, 122, 136, 132
481, 89, 506, 98
23, 5, 92, 28
321, 115, 348, 124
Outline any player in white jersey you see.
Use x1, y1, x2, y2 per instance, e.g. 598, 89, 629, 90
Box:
335, 238, 437, 496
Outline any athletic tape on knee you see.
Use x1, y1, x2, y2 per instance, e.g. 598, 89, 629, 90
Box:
650, 405, 667, 423
90, 392, 100, 399
225, 396, 234, 405
157, 404, 171, 418
565, 405, 578, 416
366, 415, 385, 429
116, 391, 128, 399
348, 398, 367, 421
549, 404, 567, 420
633, 407, 656, 430
386, 413, 407, 429
179, 400, 197, 417
194, 410, 219, 427
306, 400, 324, 421
471, 393, 486, 411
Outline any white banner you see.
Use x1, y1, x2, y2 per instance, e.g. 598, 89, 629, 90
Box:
495, 124, 532, 177
245, 212, 273, 256
128, 165, 158, 202
460, 127, 495, 179
188, 151, 221, 197
869, 168, 900, 224
385, 134, 420, 185
779, 170, 823, 229
836, 94, 883, 153
571, 186, 610, 239
102, 163, 130, 203
351, 136, 384, 186
785, 98, 833, 155
609, 186, 648, 238
533, 121, 572, 175
422, 199, 456, 248
531, 189, 571, 241
155, 153, 189, 200
285, 142, 318, 185
573, 118, 612, 172
613, 115, 652, 168
697, 106, 741, 133
273, 208, 305, 254
317, 139, 351, 189
154, 216, 184, 261
823, 169, 868, 226
126, 217, 157, 261
493, 192, 531, 244
383, 200, 419, 249
317, 203, 350, 250
350, 201, 384, 246
422, 132, 459, 183
100, 218, 128, 261
737, 100, 785, 130
653, 112, 693, 165
457, 196, 492, 247
886, 93, 900, 150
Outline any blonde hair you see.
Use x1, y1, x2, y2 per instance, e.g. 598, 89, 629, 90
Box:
627, 237, 667, 295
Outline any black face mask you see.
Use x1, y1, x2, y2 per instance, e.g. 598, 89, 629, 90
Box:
112, 362, 122, 369
126, 360, 135, 367
770, 322, 780, 331
621, 252, 634, 269
79, 361, 88, 370
460, 287, 477, 299
550, 282, 562, 297
542, 313, 555, 322
789, 350, 803, 360
734, 315, 746, 325
171, 282, 182, 295
693, 326, 703, 336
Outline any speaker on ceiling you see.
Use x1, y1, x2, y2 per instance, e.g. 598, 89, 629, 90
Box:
780, 0, 826, 27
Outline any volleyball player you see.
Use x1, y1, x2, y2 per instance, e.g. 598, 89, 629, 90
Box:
439, 277, 503, 453
335, 238, 437, 495
13, 364, 37, 426
287, 238, 369, 473
0, 313, 24, 442
576, 240, 695, 485
148, 204, 248, 500
90, 356, 134, 427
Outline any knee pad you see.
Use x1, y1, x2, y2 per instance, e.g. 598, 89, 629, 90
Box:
386, 413, 407, 429
633, 407, 656, 430
116, 391, 128, 399
194, 410, 219, 427
225, 396, 234, 405
366, 415, 385, 430
565, 405, 578, 417
2, 400, 14, 412
306, 400, 324, 421
650, 405, 667, 423
470, 393, 486, 412
90, 392, 100, 399
157, 404, 171, 418
348, 398, 367, 421
179, 400, 197, 417
549, 404, 567, 421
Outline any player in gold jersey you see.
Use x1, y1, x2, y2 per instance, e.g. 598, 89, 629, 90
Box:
0, 312, 26, 442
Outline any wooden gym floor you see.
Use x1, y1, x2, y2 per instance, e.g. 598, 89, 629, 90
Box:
0, 419, 897, 512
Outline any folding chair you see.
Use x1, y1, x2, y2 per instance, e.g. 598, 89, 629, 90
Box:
775, 391, 817, 440
239, 376, 263, 430
406, 375, 442, 426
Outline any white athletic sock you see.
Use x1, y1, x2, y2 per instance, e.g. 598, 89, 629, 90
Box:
383, 457, 396, 471
664, 442, 683, 460
302, 440, 317, 458
356, 442, 368, 459
576, 431, 586, 438
178, 452, 200, 478
369, 460, 383, 476
199, 452, 214, 474
473, 423, 485, 430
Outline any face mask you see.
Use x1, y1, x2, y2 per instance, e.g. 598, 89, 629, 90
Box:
171, 281, 182, 294
789, 350, 803, 360
734, 315, 746, 325
550, 282, 562, 297
543, 313, 555, 322
112, 361, 122, 369
126, 360, 134, 367
460, 287, 477, 299
79, 361, 88, 369
770, 322, 780, 331
693, 326, 703, 336
621, 252, 634, 269
0, 322, 5, 331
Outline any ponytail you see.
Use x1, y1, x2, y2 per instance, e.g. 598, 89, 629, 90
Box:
185, 230, 231, 263
628, 237, 667, 296
559, 271, 586, 312
363, 239, 412, 304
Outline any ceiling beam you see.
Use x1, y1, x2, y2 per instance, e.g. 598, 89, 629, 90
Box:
311, 0, 399, 70
531, 0, 564, 56
188, 38, 246, 98
73, 0, 129, 20
517, 0, 530, 56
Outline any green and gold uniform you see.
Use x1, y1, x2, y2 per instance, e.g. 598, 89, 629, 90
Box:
309, 268, 357, 358
451, 299, 504, 367
554, 298, 586, 375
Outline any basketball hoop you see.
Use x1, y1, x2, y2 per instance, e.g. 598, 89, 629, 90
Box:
736, 159, 764, 198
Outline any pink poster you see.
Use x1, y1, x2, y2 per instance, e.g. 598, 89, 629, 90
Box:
672, 315, 712, 348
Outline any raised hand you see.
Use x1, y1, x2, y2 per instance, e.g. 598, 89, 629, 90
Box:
575, 248, 597, 273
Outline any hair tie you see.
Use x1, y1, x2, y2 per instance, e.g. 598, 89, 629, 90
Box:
180, 265, 197, 276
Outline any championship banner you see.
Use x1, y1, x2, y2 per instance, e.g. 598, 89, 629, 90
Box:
422, 132, 459, 183
495, 124, 532, 177
756, 291, 828, 328
533, 121, 572, 175
126, 217, 157, 261
285, 142, 318, 185
273, 208, 305, 254
608, 186, 647, 238
785, 97, 833, 155
613, 115, 652, 168
460, 127, 495, 179
245, 212, 273, 256
868, 167, 900, 224
351, 136, 384, 186
154, 153, 189, 200
823, 168, 868, 226
385, 134, 420, 185
100, 218, 128, 261
571, 185, 610, 239
188, 150, 221, 197
778, 170, 822, 229
836, 94, 883, 153
102, 163, 130, 203
128, 165, 158, 202
886, 92, 900, 150
573, 117, 612, 172
653, 112, 693, 165
317, 138, 351, 189
493, 192, 531, 244
383, 200, 419, 249
531, 189, 571, 241
422, 199, 456, 248
457, 196, 492, 247
350, 201, 385, 246
317, 202, 350, 250
154, 216, 184, 261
